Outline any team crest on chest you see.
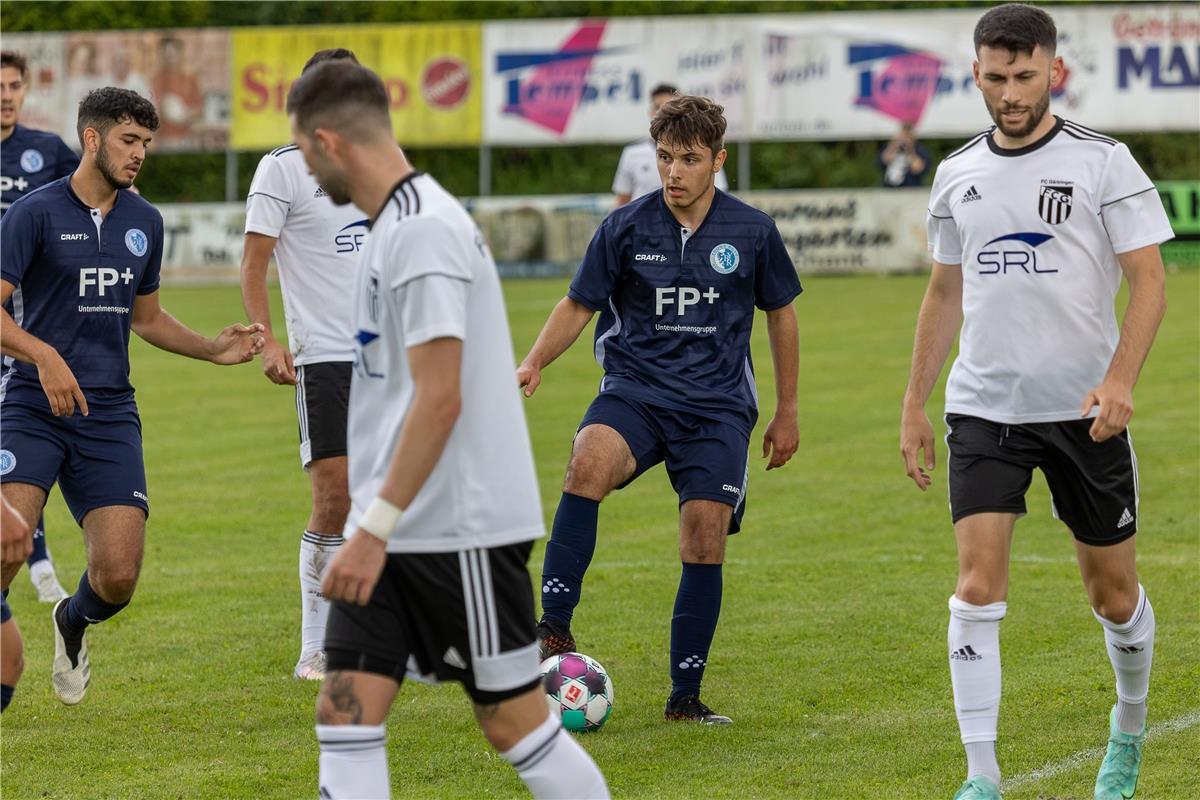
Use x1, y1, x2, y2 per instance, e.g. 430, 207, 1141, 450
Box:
125, 228, 148, 257
709, 243, 740, 274
19, 149, 44, 173
1038, 181, 1074, 225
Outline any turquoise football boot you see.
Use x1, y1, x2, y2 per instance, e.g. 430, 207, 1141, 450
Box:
952, 775, 1001, 800
1095, 705, 1145, 800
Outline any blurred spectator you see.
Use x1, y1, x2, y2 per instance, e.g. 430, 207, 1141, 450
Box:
613, 82, 728, 206
65, 40, 105, 105
151, 36, 203, 145
109, 49, 152, 101
879, 122, 931, 187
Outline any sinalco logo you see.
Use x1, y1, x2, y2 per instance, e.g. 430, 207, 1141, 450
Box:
20, 149, 44, 173
709, 243, 740, 274
0, 449, 15, 476
125, 228, 148, 257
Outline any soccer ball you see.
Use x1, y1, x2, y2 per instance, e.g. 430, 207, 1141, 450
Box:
540, 652, 614, 732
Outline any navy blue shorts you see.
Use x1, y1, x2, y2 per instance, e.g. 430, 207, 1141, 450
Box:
1, 593, 10, 623
0, 400, 148, 525
579, 392, 750, 533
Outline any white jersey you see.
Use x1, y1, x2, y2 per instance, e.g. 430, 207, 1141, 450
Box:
927, 116, 1174, 424
345, 172, 544, 553
244, 145, 366, 365
613, 138, 729, 199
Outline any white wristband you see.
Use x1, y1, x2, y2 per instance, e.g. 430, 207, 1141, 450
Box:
359, 497, 402, 542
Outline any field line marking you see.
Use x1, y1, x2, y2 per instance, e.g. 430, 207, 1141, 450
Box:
1002, 709, 1200, 791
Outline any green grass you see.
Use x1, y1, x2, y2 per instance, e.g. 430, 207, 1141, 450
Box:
2, 271, 1197, 799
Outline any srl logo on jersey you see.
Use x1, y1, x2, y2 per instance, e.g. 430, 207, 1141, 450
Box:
1038, 182, 1074, 225
125, 228, 148, 257
709, 243, 740, 274
19, 149, 44, 173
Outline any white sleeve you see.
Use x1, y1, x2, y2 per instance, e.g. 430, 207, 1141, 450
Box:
244, 155, 293, 237
395, 273, 469, 347
926, 165, 962, 265
612, 147, 634, 195
1099, 144, 1175, 254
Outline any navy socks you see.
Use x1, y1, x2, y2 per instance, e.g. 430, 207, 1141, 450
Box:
26, 514, 47, 566
62, 570, 129, 636
669, 562, 723, 701
539, 493, 600, 626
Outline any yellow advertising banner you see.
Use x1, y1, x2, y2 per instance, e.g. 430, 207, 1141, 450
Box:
231, 23, 481, 149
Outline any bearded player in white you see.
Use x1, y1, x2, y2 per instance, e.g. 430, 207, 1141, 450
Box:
900, 5, 1173, 800
240, 49, 366, 680
285, 60, 609, 799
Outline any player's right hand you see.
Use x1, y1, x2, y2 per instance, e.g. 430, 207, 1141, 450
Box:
261, 337, 297, 385
1, 495, 33, 564
516, 362, 541, 398
322, 531, 387, 606
35, 349, 89, 417
900, 406, 935, 491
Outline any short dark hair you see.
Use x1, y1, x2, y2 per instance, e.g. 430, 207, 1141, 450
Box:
1, 50, 29, 78
302, 48, 359, 75
286, 60, 391, 138
974, 3, 1057, 57
650, 95, 726, 156
76, 87, 159, 149
650, 82, 679, 98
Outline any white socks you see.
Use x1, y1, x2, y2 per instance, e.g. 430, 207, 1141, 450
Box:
948, 595, 1006, 786
500, 714, 610, 799
1094, 584, 1155, 735
316, 724, 388, 799
300, 531, 343, 657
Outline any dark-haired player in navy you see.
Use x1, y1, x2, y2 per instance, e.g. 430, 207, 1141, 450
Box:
0, 87, 264, 706
3, 49, 81, 604
517, 95, 802, 724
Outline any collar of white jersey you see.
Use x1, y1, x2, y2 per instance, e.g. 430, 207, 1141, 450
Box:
986, 115, 1065, 158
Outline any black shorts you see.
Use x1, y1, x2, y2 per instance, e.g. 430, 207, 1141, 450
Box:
324, 541, 542, 704
295, 362, 351, 468
945, 414, 1139, 546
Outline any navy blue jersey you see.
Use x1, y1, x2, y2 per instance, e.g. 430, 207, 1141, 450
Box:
569, 190, 801, 434
1, 124, 79, 215
1, 177, 163, 407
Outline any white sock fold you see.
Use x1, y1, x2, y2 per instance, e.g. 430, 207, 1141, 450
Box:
500, 714, 609, 799
300, 531, 343, 657
316, 724, 388, 799
1094, 584, 1155, 734
948, 595, 1006, 783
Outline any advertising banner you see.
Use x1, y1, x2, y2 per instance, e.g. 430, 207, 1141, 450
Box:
483, 16, 750, 145
752, 4, 1199, 139
5, 30, 230, 152
231, 23, 481, 149
158, 203, 247, 278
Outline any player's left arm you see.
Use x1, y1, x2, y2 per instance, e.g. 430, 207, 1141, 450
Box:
762, 303, 800, 470
1080, 243, 1167, 443
323, 337, 464, 606
131, 290, 264, 364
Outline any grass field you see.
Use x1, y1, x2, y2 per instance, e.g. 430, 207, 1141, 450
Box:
2, 271, 1197, 799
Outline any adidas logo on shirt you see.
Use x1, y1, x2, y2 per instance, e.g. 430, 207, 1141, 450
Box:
950, 645, 982, 662
961, 185, 982, 203
1118, 508, 1135, 528
314, 186, 328, 198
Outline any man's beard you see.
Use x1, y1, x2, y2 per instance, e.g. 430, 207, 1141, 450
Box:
988, 85, 1051, 140
96, 142, 135, 190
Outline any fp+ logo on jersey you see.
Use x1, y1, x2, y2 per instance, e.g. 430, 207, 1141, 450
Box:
20, 149, 45, 173
0, 449, 15, 476
709, 243, 740, 274
125, 228, 148, 257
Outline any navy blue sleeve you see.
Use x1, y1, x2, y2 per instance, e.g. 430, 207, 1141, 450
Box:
55, 138, 80, 179
567, 219, 621, 311
754, 221, 802, 311
137, 216, 164, 295
0, 201, 40, 287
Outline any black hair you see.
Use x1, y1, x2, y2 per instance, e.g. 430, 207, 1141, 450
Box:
650, 94, 726, 155
974, 3, 1057, 57
76, 87, 159, 149
302, 48, 359, 75
1, 50, 28, 78
286, 60, 390, 138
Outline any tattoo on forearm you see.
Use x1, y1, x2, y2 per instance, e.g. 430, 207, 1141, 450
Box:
473, 702, 500, 721
325, 671, 364, 725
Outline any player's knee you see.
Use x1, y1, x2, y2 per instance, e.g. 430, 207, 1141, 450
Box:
562, 456, 610, 501
1092, 590, 1139, 625
315, 688, 346, 726
954, 578, 1003, 607
312, 486, 351, 531
93, 567, 140, 603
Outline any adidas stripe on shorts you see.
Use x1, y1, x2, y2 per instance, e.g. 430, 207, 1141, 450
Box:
323, 540, 542, 704
944, 414, 1139, 546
